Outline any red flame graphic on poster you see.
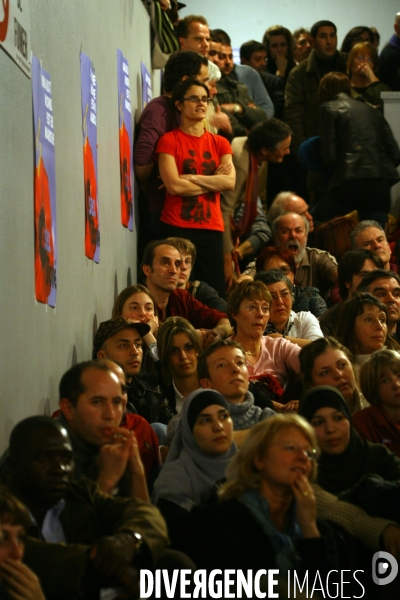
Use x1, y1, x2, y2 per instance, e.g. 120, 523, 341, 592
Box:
0, 0, 10, 42
34, 157, 55, 303
119, 121, 132, 227
83, 136, 99, 260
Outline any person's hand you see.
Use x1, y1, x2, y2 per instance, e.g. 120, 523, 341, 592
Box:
127, 432, 145, 478
281, 401, 299, 412
291, 475, 320, 538
220, 103, 243, 114
0, 559, 45, 600
382, 524, 400, 558
209, 106, 232, 133
275, 55, 288, 77
357, 62, 378, 83
196, 328, 222, 348
214, 162, 232, 175
157, 0, 171, 11
96, 428, 134, 494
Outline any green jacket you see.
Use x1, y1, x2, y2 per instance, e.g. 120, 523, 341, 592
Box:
21, 479, 169, 599
284, 49, 347, 154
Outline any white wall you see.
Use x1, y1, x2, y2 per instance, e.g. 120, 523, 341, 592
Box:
0, 0, 154, 451
180, 0, 398, 52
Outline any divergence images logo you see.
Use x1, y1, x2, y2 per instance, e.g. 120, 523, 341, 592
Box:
372, 551, 398, 586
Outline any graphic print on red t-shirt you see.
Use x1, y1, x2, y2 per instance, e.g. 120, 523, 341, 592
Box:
156, 129, 232, 231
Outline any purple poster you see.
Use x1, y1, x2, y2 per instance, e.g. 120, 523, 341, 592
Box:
31, 55, 58, 307
80, 52, 100, 263
117, 49, 134, 231
141, 62, 152, 110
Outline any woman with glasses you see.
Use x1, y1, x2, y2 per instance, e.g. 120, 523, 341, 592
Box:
254, 269, 323, 348
156, 78, 235, 299
347, 41, 391, 108
227, 280, 301, 390
255, 246, 327, 317
179, 414, 338, 579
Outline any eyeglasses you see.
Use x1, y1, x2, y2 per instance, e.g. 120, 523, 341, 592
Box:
183, 95, 212, 104
355, 55, 373, 63
244, 304, 270, 314
270, 290, 292, 301
278, 266, 293, 275
273, 442, 320, 462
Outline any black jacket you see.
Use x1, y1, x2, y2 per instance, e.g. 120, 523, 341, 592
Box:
126, 374, 173, 424
319, 93, 400, 191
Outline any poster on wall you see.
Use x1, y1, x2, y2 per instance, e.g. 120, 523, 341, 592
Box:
80, 52, 100, 263
141, 62, 152, 110
0, 0, 31, 77
117, 49, 134, 231
31, 55, 58, 307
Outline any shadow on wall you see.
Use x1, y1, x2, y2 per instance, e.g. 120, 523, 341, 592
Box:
127, 266, 132, 287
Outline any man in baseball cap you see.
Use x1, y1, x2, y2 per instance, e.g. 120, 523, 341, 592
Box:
94, 317, 173, 426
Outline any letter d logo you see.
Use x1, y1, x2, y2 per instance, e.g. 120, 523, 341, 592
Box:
372, 551, 398, 585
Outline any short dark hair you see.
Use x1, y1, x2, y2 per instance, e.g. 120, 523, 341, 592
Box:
0, 487, 31, 530
163, 51, 208, 94
293, 28, 310, 47
140, 239, 181, 284
340, 26, 374, 53
357, 269, 400, 294
171, 78, 209, 105
247, 119, 292, 154
299, 337, 355, 386
338, 249, 383, 300
198, 339, 245, 381
112, 284, 159, 319
319, 72, 351, 104
176, 15, 209, 39
9, 416, 66, 461
240, 40, 267, 61
254, 269, 294, 292
310, 20, 337, 38
210, 29, 231, 46
59, 360, 112, 406
335, 293, 388, 354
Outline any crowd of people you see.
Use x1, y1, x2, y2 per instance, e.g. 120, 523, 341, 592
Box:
3, 6, 400, 599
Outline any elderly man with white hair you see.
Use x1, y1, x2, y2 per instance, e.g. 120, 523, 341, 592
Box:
241, 212, 338, 300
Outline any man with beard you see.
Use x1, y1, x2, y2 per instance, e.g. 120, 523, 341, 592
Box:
271, 212, 337, 300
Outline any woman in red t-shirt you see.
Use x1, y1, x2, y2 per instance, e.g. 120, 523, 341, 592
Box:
156, 79, 235, 298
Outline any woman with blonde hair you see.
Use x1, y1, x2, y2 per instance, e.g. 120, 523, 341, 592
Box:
179, 414, 337, 577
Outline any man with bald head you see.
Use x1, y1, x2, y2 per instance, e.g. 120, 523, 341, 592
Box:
267, 191, 314, 232
379, 12, 400, 91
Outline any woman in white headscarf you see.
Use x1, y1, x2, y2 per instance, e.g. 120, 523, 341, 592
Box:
152, 389, 237, 546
